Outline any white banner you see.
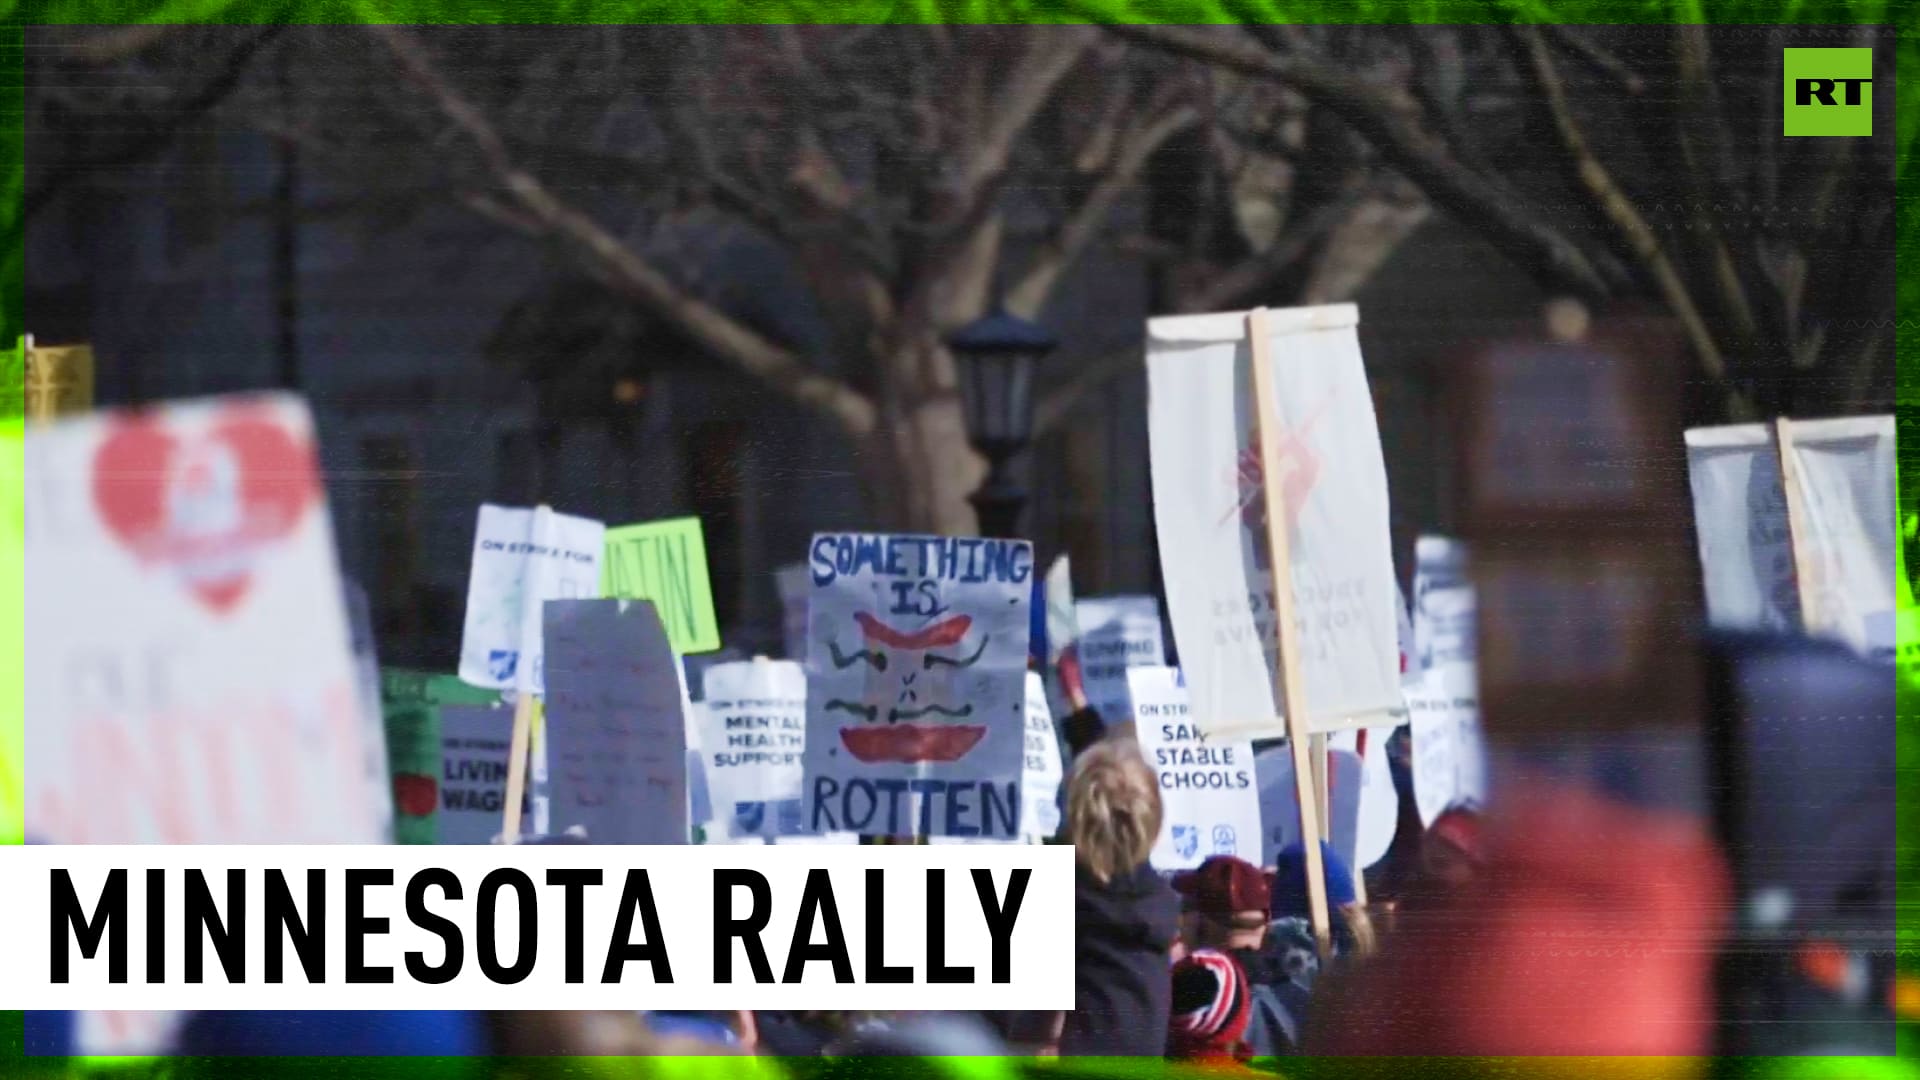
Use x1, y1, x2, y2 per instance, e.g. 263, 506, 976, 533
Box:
0, 845, 1075, 1011
1147, 304, 1404, 739
701, 659, 808, 838
802, 534, 1032, 839
1685, 417, 1896, 659
458, 504, 604, 693
1129, 668, 1261, 870
1075, 596, 1166, 725
1018, 672, 1066, 842
1254, 745, 1358, 869
1406, 661, 1487, 827
24, 393, 385, 1055
543, 600, 690, 845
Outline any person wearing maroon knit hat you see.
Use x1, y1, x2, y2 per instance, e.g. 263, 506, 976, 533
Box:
1172, 856, 1308, 1058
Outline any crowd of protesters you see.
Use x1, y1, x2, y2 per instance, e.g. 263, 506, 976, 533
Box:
24, 653, 1736, 1068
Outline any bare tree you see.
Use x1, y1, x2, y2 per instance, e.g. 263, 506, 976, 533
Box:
1099, 20, 1896, 420
28, 25, 1431, 532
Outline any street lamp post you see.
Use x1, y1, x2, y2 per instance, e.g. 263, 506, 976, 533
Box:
947, 307, 1058, 540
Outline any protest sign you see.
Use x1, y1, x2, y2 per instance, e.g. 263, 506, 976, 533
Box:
802, 532, 1031, 839
23, 393, 384, 1056
602, 516, 721, 654
928, 674, 1063, 845
1406, 662, 1487, 827
1130, 667, 1261, 870
542, 599, 691, 844
437, 702, 527, 844
776, 562, 811, 661
701, 658, 808, 839
1075, 595, 1166, 725
1330, 728, 1399, 870
1686, 417, 1896, 660
1044, 555, 1078, 664
1146, 304, 1404, 741
381, 669, 504, 844
1411, 535, 1475, 673
458, 504, 604, 694
1256, 745, 1358, 868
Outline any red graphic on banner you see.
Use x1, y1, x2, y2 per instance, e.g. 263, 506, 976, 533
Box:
826, 611, 989, 763
92, 404, 319, 614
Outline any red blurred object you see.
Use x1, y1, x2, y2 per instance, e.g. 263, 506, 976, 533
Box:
1427, 806, 1485, 867
1172, 856, 1271, 918
1307, 776, 1729, 1055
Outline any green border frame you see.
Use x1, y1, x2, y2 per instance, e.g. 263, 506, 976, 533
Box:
0, 1, 1911, 1077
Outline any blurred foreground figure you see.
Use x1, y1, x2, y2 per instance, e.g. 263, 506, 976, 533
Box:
1306, 777, 1727, 1057
1058, 737, 1180, 1056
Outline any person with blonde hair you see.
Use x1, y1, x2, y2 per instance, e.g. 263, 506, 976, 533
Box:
1057, 736, 1181, 1057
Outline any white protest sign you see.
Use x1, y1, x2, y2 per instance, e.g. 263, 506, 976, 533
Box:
542, 599, 690, 844
1044, 555, 1079, 664
24, 393, 384, 1055
1147, 304, 1404, 739
1329, 728, 1399, 869
1782, 416, 1897, 660
458, 504, 604, 693
1130, 667, 1261, 870
1685, 424, 1800, 634
1255, 745, 1357, 868
1411, 535, 1475, 673
437, 703, 527, 844
802, 533, 1032, 840
1685, 416, 1898, 661
701, 659, 808, 838
929, 674, 1066, 846
1406, 662, 1487, 827
1076, 595, 1166, 725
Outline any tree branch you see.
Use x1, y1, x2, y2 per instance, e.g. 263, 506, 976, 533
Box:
1511, 26, 1728, 382
1006, 98, 1199, 318
367, 23, 877, 438
1093, 21, 1623, 299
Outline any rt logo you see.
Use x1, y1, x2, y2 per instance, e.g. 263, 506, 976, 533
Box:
1784, 48, 1872, 136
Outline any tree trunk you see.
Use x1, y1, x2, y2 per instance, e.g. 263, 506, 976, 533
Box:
884, 396, 984, 536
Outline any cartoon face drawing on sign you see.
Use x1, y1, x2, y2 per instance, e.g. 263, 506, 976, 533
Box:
820, 611, 991, 763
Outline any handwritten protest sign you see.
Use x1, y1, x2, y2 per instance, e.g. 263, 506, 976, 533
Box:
1130, 667, 1261, 870
437, 702, 526, 844
24, 393, 383, 1055
1406, 662, 1487, 827
542, 598, 690, 844
1411, 535, 1474, 673
458, 504, 603, 693
802, 532, 1031, 839
602, 516, 721, 654
1075, 595, 1166, 724
1019, 671, 1066, 841
1147, 304, 1404, 739
701, 658, 807, 839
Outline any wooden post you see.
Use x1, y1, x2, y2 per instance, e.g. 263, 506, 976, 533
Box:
1349, 729, 1370, 907
1775, 418, 1820, 634
500, 504, 555, 844
24, 339, 95, 421
1309, 732, 1331, 840
500, 692, 536, 843
1246, 307, 1334, 957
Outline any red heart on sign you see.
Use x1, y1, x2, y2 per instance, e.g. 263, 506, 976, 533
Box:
91, 403, 320, 615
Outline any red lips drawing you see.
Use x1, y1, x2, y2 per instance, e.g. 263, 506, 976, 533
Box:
829, 611, 989, 764
91, 403, 319, 615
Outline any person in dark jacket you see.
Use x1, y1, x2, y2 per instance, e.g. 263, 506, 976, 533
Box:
1058, 736, 1181, 1057
1174, 854, 1309, 1058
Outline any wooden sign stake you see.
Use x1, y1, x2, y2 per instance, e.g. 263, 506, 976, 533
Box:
1246, 307, 1334, 957
499, 503, 555, 844
1775, 417, 1820, 633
